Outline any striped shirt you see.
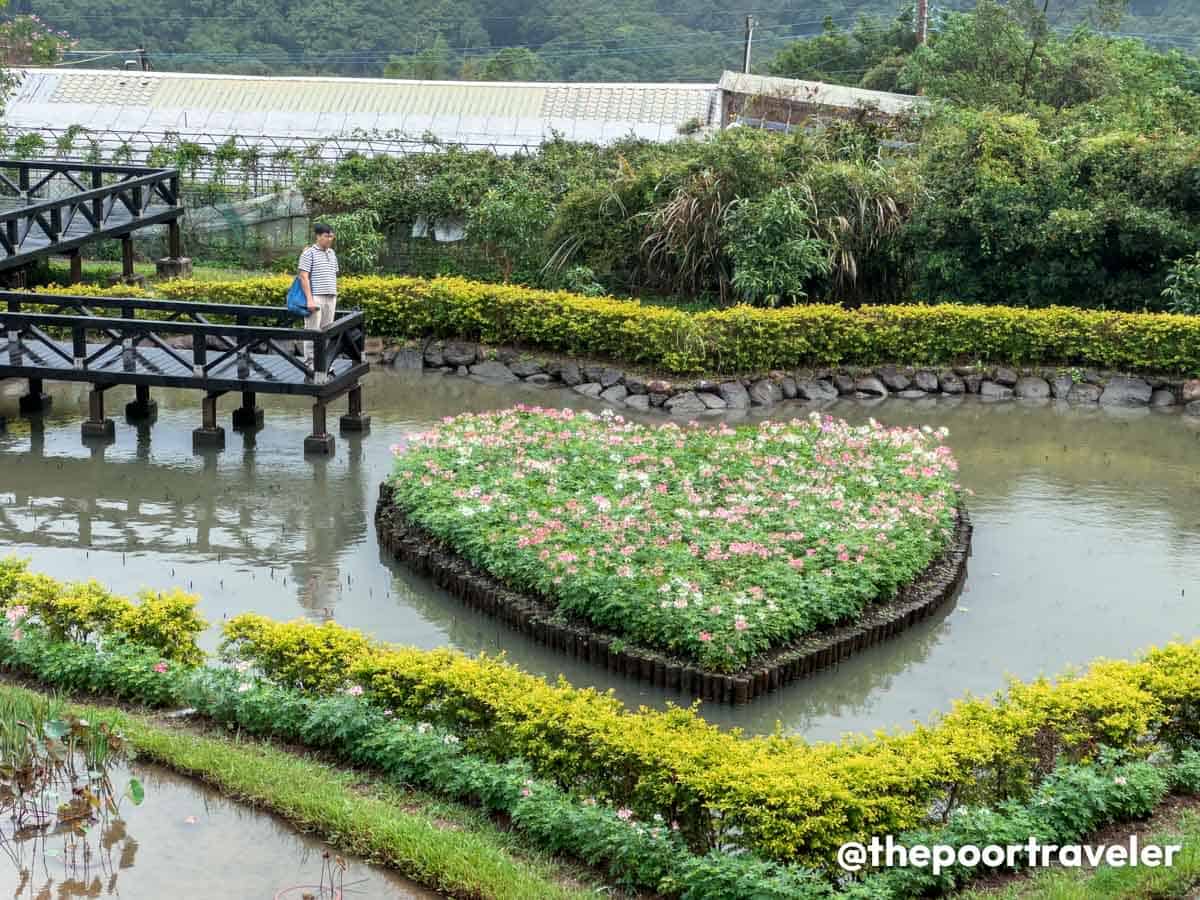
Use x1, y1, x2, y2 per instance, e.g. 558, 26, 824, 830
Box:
299, 245, 338, 295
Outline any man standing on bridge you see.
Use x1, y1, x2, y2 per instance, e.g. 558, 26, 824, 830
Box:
298, 223, 339, 371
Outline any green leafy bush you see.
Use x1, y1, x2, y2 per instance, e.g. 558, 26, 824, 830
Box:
726, 187, 831, 306
1163, 251, 1200, 315
324, 209, 385, 274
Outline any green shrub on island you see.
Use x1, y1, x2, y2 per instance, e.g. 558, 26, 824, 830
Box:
387, 407, 960, 671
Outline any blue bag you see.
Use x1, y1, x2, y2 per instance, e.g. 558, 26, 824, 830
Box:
286, 275, 309, 316
287, 249, 312, 316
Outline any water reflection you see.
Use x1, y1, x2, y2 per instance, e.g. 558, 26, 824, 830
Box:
0, 761, 432, 899
0, 373, 1198, 740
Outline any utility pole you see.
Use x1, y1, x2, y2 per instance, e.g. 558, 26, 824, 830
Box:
916, 0, 929, 44
742, 15, 756, 74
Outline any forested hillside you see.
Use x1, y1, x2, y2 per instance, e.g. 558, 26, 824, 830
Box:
14, 0, 1200, 81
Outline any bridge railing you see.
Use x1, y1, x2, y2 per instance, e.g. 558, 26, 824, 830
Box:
0, 291, 365, 389
0, 161, 183, 263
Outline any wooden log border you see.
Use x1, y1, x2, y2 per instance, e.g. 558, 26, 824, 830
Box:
375, 481, 973, 705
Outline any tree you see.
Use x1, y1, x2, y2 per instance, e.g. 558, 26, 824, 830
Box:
725, 186, 831, 307
0, 8, 75, 112
466, 176, 555, 281
899, 0, 1134, 110
0, 13, 75, 66
768, 14, 917, 91
385, 36, 452, 80
475, 47, 552, 82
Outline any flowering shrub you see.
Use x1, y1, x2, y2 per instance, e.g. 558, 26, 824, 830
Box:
388, 407, 960, 671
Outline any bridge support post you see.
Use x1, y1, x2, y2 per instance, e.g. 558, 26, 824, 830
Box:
192, 392, 226, 451
122, 236, 135, 280
125, 384, 158, 422
19, 378, 51, 415
339, 384, 371, 434
81, 386, 115, 443
67, 251, 82, 285
304, 400, 334, 455
156, 221, 192, 280
231, 390, 264, 430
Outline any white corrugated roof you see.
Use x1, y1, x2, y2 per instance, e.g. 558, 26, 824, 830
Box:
6, 68, 720, 148
718, 71, 923, 116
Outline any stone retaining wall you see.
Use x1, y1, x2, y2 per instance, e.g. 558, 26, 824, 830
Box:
376, 482, 973, 705
371, 339, 1200, 417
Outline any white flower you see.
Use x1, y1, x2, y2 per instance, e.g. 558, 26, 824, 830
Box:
237, 682, 252, 693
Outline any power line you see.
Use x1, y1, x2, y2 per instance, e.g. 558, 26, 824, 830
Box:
62, 19, 849, 65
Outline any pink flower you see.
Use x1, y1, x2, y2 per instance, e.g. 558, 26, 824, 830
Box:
698, 631, 712, 642
521, 787, 531, 797
5, 605, 28, 623
734, 616, 748, 631
153, 661, 169, 674
616, 807, 633, 820
345, 685, 364, 697
11, 628, 22, 642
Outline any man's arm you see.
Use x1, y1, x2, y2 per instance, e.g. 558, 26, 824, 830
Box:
298, 252, 318, 310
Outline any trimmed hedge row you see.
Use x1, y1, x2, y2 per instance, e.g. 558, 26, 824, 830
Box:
0, 623, 828, 899
221, 612, 1200, 867
7, 618, 1195, 900
0, 557, 206, 664
130, 274, 1200, 376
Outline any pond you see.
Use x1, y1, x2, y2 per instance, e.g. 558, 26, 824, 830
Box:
0, 757, 434, 899
1, 370, 1198, 740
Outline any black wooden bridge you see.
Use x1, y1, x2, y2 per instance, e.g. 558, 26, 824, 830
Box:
0, 160, 189, 282
0, 291, 370, 454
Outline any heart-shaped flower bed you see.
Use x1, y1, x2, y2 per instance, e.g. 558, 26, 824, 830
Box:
389, 406, 960, 672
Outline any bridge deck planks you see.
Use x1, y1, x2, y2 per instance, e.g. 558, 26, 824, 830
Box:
0, 336, 367, 397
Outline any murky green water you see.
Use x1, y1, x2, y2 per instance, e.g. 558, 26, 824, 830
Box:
1, 371, 1198, 740
0, 758, 433, 899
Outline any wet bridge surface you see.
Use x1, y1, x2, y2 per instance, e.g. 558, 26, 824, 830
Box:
0, 290, 371, 454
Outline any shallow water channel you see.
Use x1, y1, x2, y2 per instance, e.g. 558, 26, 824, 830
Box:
1, 370, 1198, 740
0, 759, 432, 899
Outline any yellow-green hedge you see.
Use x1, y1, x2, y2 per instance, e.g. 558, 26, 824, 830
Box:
0, 558, 206, 664
148, 275, 1200, 376
221, 612, 1200, 866
31, 275, 1200, 376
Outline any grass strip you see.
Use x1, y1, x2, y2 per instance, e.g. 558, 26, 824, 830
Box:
954, 809, 1200, 899
0, 680, 593, 900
